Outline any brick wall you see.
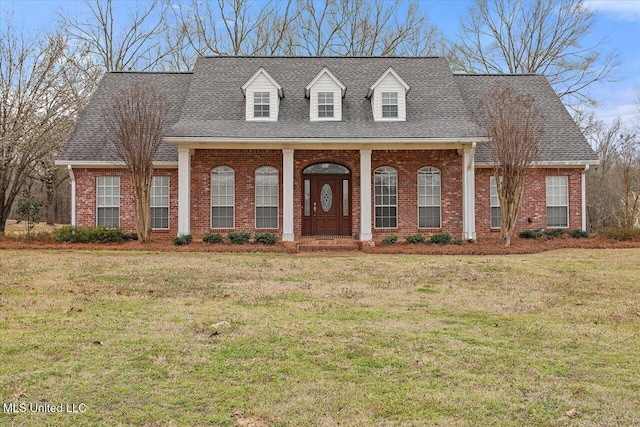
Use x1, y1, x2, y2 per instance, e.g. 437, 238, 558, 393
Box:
72, 153, 585, 240
474, 167, 583, 236
73, 167, 178, 236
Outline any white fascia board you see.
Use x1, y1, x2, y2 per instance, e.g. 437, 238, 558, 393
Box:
305, 67, 347, 98
164, 136, 486, 145
54, 160, 178, 168
367, 67, 410, 98
475, 160, 600, 168
241, 67, 284, 98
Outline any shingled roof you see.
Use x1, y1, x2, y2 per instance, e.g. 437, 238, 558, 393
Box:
58, 72, 192, 162
57, 56, 597, 164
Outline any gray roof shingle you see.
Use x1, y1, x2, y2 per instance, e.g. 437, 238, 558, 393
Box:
58, 72, 192, 162
454, 74, 598, 163
58, 57, 596, 164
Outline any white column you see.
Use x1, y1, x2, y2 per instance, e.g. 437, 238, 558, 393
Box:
582, 164, 589, 231
462, 143, 477, 241
282, 149, 295, 241
177, 147, 192, 236
360, 149, 372, 241
67, 165, 76, 227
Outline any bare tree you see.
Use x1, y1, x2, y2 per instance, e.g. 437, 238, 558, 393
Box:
171, 0, 298, 58
103, 82, 172, 242
0, 17, 81, 233
451, 0, 617, 111
58, 0, 175, 72
617, 132, 640, 229
478, 85, 546, 246
585, 118, 623, 229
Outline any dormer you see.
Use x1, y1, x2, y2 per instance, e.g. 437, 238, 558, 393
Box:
241, 67, 283, 121
305, 67, 346, 122
367, 67, 410, 122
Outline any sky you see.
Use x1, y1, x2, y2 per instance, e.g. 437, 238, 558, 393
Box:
2, 0, 639, 129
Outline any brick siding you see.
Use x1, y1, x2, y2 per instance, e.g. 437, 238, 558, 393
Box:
72, 151, 585, 240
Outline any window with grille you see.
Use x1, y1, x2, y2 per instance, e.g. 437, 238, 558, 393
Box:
546, 176, 569, 227
418, 167, 441, 228
256, 166, 278, 229
150, 176, 169, 229
211, 166, 235, 228
382, 92, 398, 118
490, 176, 501, 229
97, 176, 120, 226
318, 92, 334, 118
253, 92, 270, 118
374, 167, 397, 228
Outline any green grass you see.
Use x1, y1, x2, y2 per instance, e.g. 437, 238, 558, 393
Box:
1, 249, 639, 426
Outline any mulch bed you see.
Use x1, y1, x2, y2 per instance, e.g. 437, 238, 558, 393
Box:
1, 234, 639, 255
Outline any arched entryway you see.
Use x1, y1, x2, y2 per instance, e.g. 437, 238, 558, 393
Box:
302, 163, 351, 236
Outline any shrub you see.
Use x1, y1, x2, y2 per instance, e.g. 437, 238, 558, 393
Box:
122, 232, 138, 241
518, 229, 544, 239
405, 234, 426, 244
453, 238, 463, 245
203, 232, 224, 244
173, 234, 192, 245
430, 233, 452, 245
15, 190, 42, 235
598, 227, 640, 241
381, 235, 398, 246
544, 229, 565, 239
569, 229, 589, 239
228, 232, 251, 244
254, 232, 277, 245
52, 225, 123, 243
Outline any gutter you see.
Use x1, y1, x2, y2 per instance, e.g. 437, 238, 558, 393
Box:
68, 165, 76, 226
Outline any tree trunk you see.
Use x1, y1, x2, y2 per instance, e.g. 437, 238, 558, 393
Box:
132, 172, 153, 243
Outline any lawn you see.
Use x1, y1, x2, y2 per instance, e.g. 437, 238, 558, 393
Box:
0, 249, 639, 426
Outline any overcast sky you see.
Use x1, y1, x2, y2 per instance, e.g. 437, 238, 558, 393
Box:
2, 0, 639, 128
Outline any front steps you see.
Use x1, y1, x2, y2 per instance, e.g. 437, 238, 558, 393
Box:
295, 238, 362, 253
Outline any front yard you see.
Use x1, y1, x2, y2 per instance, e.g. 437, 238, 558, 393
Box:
0, 249, 638, 425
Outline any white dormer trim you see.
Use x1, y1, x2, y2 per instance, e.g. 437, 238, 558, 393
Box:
305, 67, 346, 98
242, 67, 283, 98
366, 67, 410, 98
241, 67, 283, 121
306, 67, 346, 122
367, 67, 410, 122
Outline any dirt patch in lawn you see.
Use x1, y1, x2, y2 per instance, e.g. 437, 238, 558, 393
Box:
1, 230, 639, 254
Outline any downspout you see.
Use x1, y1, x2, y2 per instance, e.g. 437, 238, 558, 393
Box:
68, 165, 76, 226
581, 164, 589, 231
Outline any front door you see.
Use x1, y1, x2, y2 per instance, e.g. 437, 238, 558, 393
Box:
302, 164, 351, 237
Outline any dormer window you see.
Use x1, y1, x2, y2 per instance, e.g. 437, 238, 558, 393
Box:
318, 92, 334, 118
241, 67, 283, 121
382, 92, 398, 118
253, 92, 270, 118
306, 67, 346, 121
367, 67, 410, 121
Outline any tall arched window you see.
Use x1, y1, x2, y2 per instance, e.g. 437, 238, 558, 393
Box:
211, 166, 234, 228
418, 167, 441, 228
256, 166, 278, 229
374, 167, 397, 228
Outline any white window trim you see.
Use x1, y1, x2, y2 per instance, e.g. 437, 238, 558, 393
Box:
374, 166, 398, 229
211, 166, 235, 230
96, 176, 120, 227
248, 91, 277, 122
381, 92, 399, 120
150, 176, 170, 230
255, 166, 279, 229
315, 91, 338, 121
546, 175, 570, 229
490, 176, 501, 230
417, 167, 442, 229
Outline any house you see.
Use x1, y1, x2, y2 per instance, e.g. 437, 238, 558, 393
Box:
56, 57, 598, 242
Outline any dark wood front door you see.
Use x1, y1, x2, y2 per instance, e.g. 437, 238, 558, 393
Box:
302, 174, 351, 236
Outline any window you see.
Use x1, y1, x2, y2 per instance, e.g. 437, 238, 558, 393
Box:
374, 167, 397, 228
253, 92, 270, 118
418, 167, 441, 228
151, 176, 169, 229
382, 92, 398, 118
546, 176, 568, 228
96, 176, 120, 226
211, 166, 235, 229
490, 176, 501, 229
256, 166, 278, 229
318, 92, 334, 118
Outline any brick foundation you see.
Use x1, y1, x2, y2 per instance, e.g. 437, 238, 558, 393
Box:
72, 151, 585, 240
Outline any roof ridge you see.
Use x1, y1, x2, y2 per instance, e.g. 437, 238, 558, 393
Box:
453, 73, 539, 77
200, 55, 445, 59
107, 71, 194, 75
